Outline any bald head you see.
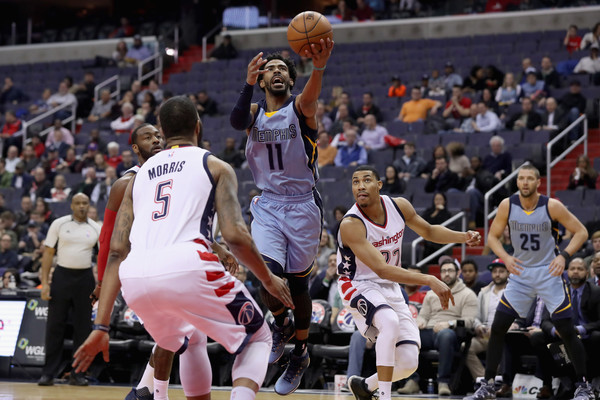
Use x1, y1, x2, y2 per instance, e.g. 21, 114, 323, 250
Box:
71, 193, 90, 222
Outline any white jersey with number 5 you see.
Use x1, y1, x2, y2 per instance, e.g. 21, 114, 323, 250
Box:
129, 146, 215, 252
336, 195, 406, 284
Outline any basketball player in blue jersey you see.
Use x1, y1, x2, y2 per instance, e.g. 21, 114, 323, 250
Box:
466, 164, 594, 400
230, 38, 334, 395
336, 166, 481, 400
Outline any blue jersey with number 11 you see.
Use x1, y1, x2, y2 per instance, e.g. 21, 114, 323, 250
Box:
247, 95, 318, 196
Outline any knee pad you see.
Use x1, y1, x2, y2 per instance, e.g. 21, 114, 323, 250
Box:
392, 344, 420, 381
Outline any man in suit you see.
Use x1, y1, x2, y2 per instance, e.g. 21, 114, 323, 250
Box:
506, 97, 542, 131
588, 251, 600, 286
538, 97, 568, 156
424, 157, 461, 193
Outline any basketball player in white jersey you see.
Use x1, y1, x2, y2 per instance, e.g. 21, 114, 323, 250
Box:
339, 166, 481, 400
89, 123, 234, 400
73, 96, 293, 400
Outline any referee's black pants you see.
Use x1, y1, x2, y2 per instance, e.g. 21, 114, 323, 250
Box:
43, 266, 94, 377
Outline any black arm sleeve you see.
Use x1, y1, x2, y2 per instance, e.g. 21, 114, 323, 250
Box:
230, 83, 254, 130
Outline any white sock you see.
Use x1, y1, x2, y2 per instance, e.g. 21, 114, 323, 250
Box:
231, 385, 256, 400
378, 381, 392, 400
137, 362, 155, 392
153, 378, 169, 400
365, 373, 378, 391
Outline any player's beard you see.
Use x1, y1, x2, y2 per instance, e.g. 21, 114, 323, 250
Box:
138, 147, 155, 162
568, 276, 585, 286
268, 81, 290, 97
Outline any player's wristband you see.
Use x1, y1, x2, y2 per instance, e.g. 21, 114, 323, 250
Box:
92, 324, 110, 333
559, 250, 570, 261
313, 65, 326, 71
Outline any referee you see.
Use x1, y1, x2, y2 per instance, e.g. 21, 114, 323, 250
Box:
39, 193, 101, 386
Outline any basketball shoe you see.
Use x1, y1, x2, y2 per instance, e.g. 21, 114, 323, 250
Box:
124, 387, 154, 400
348, 375, 378, 400
274, 349, 309, 395
269, 316, 295, 364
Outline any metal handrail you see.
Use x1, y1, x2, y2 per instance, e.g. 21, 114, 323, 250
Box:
411, 211, 466, 266
94, 75, 121, 104
545, 115, 588, 197
20, 101, 76, 148
202, 23, 224, 62
483, 161, 530, 246
138, 52, 163, 84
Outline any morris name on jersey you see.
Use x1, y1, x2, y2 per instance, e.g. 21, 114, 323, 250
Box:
372, 229, 405, 248
250, 124, 298, 142
147, 161, 186, 180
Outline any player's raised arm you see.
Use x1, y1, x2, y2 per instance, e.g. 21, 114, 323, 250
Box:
230, 52, 266, 130
547, 198, 588, 277
208, 155, 293, 308
396, 197, 481, 246
339, 216, 454, 309
296, 38, 334, 121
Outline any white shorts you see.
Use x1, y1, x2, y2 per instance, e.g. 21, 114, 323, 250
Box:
338, 278, 420, 346
120, 242, 265, 354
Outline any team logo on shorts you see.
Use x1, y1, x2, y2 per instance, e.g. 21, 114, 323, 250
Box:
237, 301, 255, 325
357, 299, 368, 316
336, 308, 356, 332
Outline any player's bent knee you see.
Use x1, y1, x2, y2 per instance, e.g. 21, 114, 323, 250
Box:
392, 344, 419, 381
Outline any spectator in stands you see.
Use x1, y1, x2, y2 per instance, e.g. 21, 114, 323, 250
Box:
91, 153, 108, 180
18, 221, 44, 269
565, 25, 582, 54
326, 86, 344, 112
360, 114, 388, 151
46, 119, 74, 149
333, 0, 354, 21
482, 136, 512, 180
0, 211, 18, 248
560, 80, 587, 128
29, 88, 52, 115
112, 40, 129, 67
130, 80, 143, 107
87, 89, 115, 122
329, 104, 355, 136
419, 74, 431, 98
316, 101, 332, 132
422, 145, 448, 178
0, 77, 28, 105
5, 146, 20, 173
567, 155, 597, 190
55, 147, 78, 174
353, 0, 375, 21
105, 142, 122, 168
468, 258, 509, 380
465, 155, 502, 229
317, 131, 336, 168
330, 91, 358, 121
538, 97, 567, 133
446, 141, 471, 182
449, 104, 478, 134
21, 144, 39, 173
110, 102, 135, 135
443, 62, 463, 93
398, 87, 441, 123
443, 85, 472, 123
125, 35, 152, 65
78, 142, 100, 173
315, 228, 335, 272
356, 92, 382, 124
506, 97, 542, 131
72, 71, 96, 118
0, 158, 12, 188
495, 73, 522, 107
582, 232, 600, 271
109, 17, 135, 38
484, 65, 504, 92
388, 76, 406, 98
421, 194, 453, 259
588, 252, 600, 285
573, 45, 600, 81
116, 149, 134, 177
334, 129, 367, 167
309, 252, 339, 303
482, 88, 499, 115
580, 22, 600, 50
461, 259, 485, 295
30, 167, 52, 202
15, 196, 32, 228
518, 58, 537, 84
11, 162, 32, 192
196, 90, 218, 117
429, 69, 446, 97
473, 102, 501, 133
218, 137, 243, 169
540, 57, 561, 89
463, 65, 486, 93
209, 34, 238, 60
90, 166, 116, 204
87, 205, 99, 223
47, 81, 77, 119
71, 168, 97, 199
50, 174, 71, 202
0, 233, 18, 271
425, 157, 460, 193
398, 257, 478, 395
297, 56, 314, 77
46, 142, 67, 170
393, 142, 426, 180
521, 71, 547, 105
1, 111, 23, 156
145, 79, 163, 104
381, 165, 404, 195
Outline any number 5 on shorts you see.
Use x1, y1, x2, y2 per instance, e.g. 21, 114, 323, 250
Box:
152, 180, 173, 221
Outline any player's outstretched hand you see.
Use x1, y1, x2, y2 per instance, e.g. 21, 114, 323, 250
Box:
263, 274, 294, 309
428, 276, 455, 310
90, 283, 101, 305
72, 330, 110, 373
304, 37, 334, 69
246, 52, 268, 86
465, 230, 481, 246
548, 254, 566, 277
505, 255, 525, 276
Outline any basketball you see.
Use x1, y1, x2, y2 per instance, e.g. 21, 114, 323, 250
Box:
287, 11, 333, 55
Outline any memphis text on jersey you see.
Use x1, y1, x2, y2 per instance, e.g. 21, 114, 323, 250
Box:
372, 229, 404, 248
148, 161, 186, 180
251, 124, 298, 142
509, 221, 550, 233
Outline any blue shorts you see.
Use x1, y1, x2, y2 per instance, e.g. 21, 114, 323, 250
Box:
499, 266, 571, 319
250, 189, 322, 275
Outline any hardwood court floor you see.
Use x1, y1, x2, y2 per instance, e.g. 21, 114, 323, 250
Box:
0, 382, 442, 400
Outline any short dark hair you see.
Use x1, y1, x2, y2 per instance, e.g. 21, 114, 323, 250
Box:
363, 91, 373, 97
130, 123, 153, 145
257, 53, 297, 91
569, 24, 578, 30
159, 96, 202, 140
411, 86, 421, 92
461, 258, 478, 270
353, 165, 380, 181
519, 163, 540, 179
